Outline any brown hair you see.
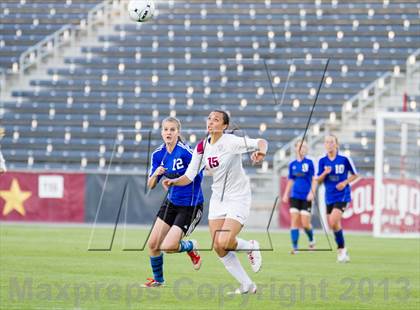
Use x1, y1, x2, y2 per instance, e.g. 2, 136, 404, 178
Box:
212, 110, 230, 126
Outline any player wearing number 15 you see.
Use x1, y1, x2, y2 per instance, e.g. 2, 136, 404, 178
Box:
164, 110, 268, 295
143, 117, 204, 287
317, 134, 358, 263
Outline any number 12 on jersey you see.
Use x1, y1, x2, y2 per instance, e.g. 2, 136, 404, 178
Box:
173, 158, 184, 170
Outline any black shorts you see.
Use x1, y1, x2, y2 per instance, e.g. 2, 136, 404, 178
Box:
157, 199, 203, 236
326, 202, 348, 214
290, 198, 312, 213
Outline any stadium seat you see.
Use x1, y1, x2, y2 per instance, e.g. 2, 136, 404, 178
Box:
1, 0, 419, 172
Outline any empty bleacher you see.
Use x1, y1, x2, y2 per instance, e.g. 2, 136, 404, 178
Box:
0, 0, 102, 71
1, 0, 419, 173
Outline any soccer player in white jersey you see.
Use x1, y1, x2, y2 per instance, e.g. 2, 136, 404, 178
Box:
317, 134, 358, 263
163, 110, 268, 295
282, 140, 316, 254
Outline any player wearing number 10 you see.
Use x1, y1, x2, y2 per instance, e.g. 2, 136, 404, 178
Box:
143, 117, 204, 287
317, 134, 358, 263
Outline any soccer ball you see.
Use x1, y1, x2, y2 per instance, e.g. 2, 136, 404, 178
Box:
128, 0, 155, 23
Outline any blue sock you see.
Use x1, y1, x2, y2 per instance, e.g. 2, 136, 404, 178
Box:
290, 229, 299, 250
179, 240, 193, 253
304, 228, 314, 242
334, 229, 345, 249
150, 254, 164, 283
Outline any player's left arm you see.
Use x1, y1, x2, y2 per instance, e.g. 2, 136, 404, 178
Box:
336, 157, 359, 191
229, 135, 267, 161
307, 160, 317, 201
250, 138, 268, 164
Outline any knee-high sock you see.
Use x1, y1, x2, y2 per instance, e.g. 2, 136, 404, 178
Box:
304, 228, 314, 242
179, 240, 193, 252
290, 228, 299, 249
219, 251, 253, 287
150, 254, 164, 283
235, 238, 252, 251
334, 229, 345, 249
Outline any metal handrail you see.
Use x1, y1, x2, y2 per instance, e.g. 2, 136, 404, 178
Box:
17, 0, 120, 76
406, 49, 420, 89
19, 24, 74, 76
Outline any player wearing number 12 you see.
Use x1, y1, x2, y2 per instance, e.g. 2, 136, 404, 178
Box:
143, 117, 204, 287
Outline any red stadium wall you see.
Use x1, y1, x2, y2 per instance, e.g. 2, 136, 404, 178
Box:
280, 176, 420, 232
0, 172, 85, 222
379, 178, 420, 234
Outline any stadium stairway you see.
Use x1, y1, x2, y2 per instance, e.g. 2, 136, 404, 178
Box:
1, 0, 420, 176
309, 50, 420, 177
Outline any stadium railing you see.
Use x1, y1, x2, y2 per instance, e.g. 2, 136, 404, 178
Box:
272, 48, 420, 174
17, 0, 120, 77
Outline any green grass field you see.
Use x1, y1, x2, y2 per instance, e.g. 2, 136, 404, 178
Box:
0, 224, 419, 310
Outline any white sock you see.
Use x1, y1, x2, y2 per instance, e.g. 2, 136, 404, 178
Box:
236, 238, 252, 251
219, 251, 253, 287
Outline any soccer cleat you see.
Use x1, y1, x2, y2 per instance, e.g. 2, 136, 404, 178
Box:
187, 239, 202, 270
290, 248, 299, 255
309, 241, 316, 250
247, 240, 262, 273
142, 278, 164, 288
337, 248, 350, 263
227, 283, 257, 295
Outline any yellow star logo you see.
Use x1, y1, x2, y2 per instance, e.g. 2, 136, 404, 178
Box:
0, 179, 32, 216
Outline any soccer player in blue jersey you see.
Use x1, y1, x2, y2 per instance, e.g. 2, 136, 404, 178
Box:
282, 140, 316, 254
317, 134, 358, 263
143, 117, 204, 287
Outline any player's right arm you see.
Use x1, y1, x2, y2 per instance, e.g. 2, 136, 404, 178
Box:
317, 158, 331, 184
282, 180, 294, 203
282, 162, 295, 203
147, 152, 166, 189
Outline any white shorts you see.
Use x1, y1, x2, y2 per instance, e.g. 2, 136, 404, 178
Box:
208, 195, 251, 225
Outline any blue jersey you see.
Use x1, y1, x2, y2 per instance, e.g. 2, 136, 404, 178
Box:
288, 157, 315, 200
317, 153, 357, 205
150, 141, 204, 207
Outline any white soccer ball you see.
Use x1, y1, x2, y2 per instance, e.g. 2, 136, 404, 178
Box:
128, 0, 155, 23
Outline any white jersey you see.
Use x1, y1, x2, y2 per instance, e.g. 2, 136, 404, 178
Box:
185, 134, 261, 201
